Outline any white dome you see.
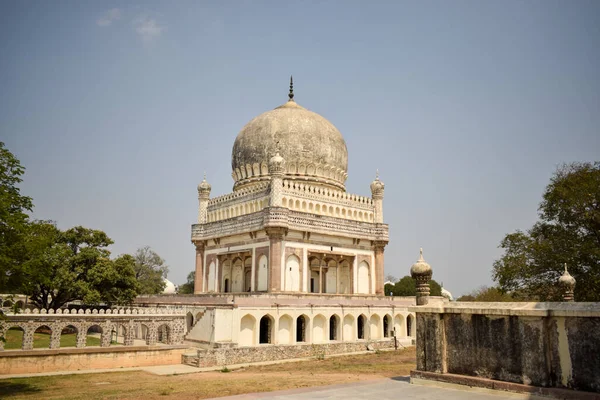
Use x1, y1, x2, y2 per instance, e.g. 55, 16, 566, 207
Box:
163, 278, 177, 294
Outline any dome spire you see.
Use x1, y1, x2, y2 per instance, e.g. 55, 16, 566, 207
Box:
288, 75, 294, 101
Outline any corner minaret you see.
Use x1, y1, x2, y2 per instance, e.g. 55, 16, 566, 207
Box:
197, 173, 211, 224
370, 170, 385, 223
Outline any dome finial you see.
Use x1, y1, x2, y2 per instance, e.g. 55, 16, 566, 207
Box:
419, 247, 424, 260
288, 75, 294, 101
376, 169, 379, 180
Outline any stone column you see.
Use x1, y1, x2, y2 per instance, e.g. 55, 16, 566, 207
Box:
194, 242, 205, 294
251, 247, 256, 292
373, 241, 387, 295
266, 227, 285, 292
49, 329, 61, 349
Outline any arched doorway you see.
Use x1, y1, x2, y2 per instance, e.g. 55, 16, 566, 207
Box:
357, 315, 366, 340
383, 315, 392, 338
186, 312, 194, 332
329, 315, 340, 341
296, 315, 307, 342
259, 315, 273, 344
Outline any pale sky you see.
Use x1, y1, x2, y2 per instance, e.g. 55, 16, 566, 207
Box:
2, 1, 599, 296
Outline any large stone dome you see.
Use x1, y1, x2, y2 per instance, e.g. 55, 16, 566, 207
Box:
231, 97, 348, 191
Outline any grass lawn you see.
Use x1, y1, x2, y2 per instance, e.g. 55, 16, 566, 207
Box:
4, 329, 102, 350
0, 347, 416, 400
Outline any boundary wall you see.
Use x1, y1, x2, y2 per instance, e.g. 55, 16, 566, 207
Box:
409, 302, 600, 395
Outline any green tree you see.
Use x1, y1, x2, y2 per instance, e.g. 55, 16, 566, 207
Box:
0, 142, 33, 291
386, 275, 442, 297
178, 271, 195, 294
20, 222, 139, 309
493, 162, 600, 301
133, 246, 169, 294
456, 286, 514, 302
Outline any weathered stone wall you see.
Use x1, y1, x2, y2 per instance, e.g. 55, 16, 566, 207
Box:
185, 338, 402, 367
0, 345, 188, 375
410, 302, 600, 393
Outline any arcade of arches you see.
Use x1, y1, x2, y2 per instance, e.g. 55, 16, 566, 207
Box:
203, 249, 372, 295
237, 311, 416, 347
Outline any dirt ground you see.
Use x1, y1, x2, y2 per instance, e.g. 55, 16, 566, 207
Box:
0, 347, 416, 400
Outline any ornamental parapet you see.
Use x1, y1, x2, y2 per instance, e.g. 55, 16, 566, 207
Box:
282, 180, 373, 209
192, 208, 389, 241
208, 182, 269, 207
1, 307, 186, 316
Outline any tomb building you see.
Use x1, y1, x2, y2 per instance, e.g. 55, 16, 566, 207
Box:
137, 79, 429, 349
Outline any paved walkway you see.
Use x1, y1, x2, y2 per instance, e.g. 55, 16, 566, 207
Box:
207, 378, 539, 400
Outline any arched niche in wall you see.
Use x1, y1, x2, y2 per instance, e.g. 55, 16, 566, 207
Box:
357, 261, 370, 294
284, 255, 300, 292
257, 255, 268, 292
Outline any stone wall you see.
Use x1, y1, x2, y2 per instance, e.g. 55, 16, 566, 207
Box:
410, 302, 600, 394
0, 345, 188, 375
184, 338, 407, 367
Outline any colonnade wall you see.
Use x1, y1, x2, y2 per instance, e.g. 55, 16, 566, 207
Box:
197, 306, 416, 347
200, 238, 377, 295
0, 308, 186, 351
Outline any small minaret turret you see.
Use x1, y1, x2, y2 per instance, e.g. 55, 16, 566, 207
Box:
559, 263, 576, 302
411, 248, 433, 305
370, 170, 385, 223
197, 173, 211, 224
268, 149, 285, 207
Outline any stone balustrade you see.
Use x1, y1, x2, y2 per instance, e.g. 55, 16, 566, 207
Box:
0, 307, 185, 351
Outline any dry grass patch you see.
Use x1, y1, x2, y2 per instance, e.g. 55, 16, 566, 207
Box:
1, 347, 416, 400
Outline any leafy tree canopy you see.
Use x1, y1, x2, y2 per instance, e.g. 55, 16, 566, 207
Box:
133, 246, 169, 294
385, 275, 442, 297
456, 286, 515, 302
493, 162, 600, 301
178, 271, 195, 294
19, 222, 139, 309
0, 142, 33, 291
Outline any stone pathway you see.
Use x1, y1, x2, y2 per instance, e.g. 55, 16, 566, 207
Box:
207, 378, 539, 400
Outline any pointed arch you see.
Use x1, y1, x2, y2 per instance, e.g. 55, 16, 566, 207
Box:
240, 314, 256, 346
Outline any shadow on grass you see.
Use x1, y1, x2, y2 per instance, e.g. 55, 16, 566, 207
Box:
390, 376, 411, 383
0, 381, 42, 397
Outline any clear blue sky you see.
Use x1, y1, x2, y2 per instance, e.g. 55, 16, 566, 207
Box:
2, 1, 599, 296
